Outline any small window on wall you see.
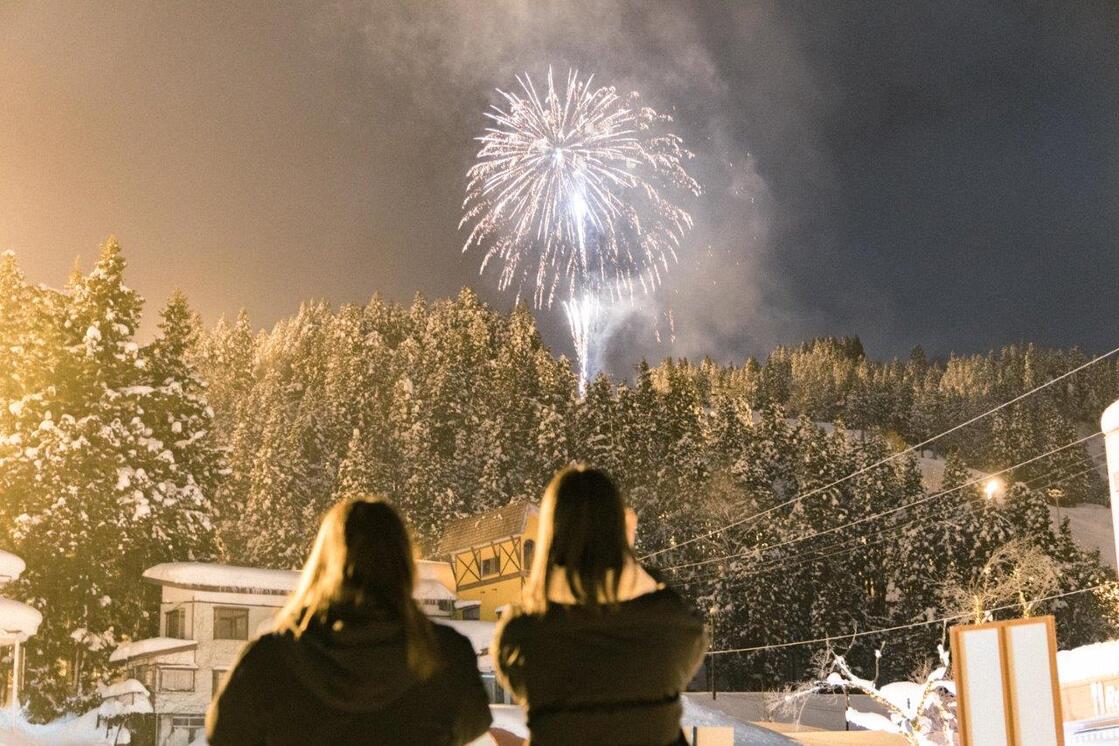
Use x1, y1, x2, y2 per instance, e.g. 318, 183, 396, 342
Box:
523, 540, 535, 569
132, 665, 156, 691
481, 556, 500, 577
212, 669, 229, 697
214, 607, 249, 640
165, 608, 186, 639
480, 674, 508, 704
160, 667, 195, 692
171, 715, 205, 742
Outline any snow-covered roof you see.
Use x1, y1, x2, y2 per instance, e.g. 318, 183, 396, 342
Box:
144, 561, 458, 599
109, 637, 198, 664
437, 502, 538, 555
416, 578, 456, 601
1058, 639, 1119, 684
143, 562, 298, 595
0, 551, 26, 584
1102, 399, 1119, 436
98, 695, 153, 719
0, 599, 41, 641
99, 679, 149, 699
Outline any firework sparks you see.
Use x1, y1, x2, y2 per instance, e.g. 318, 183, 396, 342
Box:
460, 67, 699, 387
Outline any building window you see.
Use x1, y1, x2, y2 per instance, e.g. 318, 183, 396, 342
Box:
171, 715, 206, 742
165, 608, 186, 639
437, 599, 453, 612
131, 665, 156, 691
160, 668, 195, 692
480, 555, 499, 577
480, 674, 508, 704
214, 607, 249, 640
212, 669, 229, 697
461, 605, 480, 620
523, 540, 535, 569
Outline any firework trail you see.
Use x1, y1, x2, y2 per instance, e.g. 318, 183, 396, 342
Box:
460, 67, 699, 388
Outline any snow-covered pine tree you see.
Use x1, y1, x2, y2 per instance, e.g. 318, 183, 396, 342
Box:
5, 240, 215, 718
194, 308, 258, 559
333, 428, 376, 499
142, 291, 219, 562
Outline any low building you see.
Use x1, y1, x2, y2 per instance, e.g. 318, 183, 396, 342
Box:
437, 501, 539, 621
0, 550, 40, 711
1059, 639, 1119, 743
110, 560, 464, 746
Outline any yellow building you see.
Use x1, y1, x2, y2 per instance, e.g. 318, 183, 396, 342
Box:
437, 501, 539, 621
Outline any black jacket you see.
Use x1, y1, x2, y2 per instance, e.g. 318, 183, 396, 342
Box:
206, 614, 492, 745
494, 588, 707, 746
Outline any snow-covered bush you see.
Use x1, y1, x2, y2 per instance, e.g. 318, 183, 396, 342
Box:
788, 646, 956, 746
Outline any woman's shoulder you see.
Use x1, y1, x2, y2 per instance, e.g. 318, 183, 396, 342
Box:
430, 622, 482, 661
237, 630, 293, 663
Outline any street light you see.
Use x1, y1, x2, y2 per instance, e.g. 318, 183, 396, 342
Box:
984, 477, 1004, 501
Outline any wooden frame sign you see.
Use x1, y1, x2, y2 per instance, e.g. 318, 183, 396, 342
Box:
950, 615, 1064, 746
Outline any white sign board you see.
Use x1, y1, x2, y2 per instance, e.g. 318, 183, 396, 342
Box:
951, 616, 1064, 746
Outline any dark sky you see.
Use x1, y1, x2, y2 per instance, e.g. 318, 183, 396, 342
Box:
2, 1, 1117, 374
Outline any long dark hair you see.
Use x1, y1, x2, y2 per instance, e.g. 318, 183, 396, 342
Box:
276, 497, 440, 679
525, 465, 634, 612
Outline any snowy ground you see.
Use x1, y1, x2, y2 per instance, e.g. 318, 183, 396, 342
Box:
465, 700, 796, 746
1052, 502, 1115, 569
0, 709, 125, 745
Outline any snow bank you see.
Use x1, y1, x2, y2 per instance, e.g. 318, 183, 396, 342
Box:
681, 697, 796, 745
1058, 639, 1119, 684
0, 550, 26, 583
0, 598, 42, 640
110, 636, 197, 663
0, 708, 123, 745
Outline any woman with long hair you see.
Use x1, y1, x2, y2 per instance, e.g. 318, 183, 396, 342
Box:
207, 497, 492, 745
494, 465, 707, 745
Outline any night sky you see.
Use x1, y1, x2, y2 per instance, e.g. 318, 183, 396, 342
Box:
2, 1, 1117, 374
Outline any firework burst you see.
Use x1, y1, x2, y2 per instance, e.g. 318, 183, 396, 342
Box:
460, 67, 699, 387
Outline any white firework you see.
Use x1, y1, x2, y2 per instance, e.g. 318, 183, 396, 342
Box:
460, 67, 699, 388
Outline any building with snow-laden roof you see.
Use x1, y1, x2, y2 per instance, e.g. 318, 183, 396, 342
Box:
1059, 638, 1119, 743
110, 560, 486, 745
436, 501, 539, 622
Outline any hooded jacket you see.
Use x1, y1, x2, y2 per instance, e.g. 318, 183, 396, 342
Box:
206, 612, 492, 745
494, 580, 707, 746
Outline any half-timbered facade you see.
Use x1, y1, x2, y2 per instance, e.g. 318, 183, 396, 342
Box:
436, 501, 539, 620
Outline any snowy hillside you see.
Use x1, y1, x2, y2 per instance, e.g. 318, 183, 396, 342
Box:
916, 451, 1115, 568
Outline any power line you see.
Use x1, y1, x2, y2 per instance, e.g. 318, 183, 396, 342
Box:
640, 344, 1119, 561
658, 431, 1102, 573
706, 581, 1114, 656
675, 454, 1089, 588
